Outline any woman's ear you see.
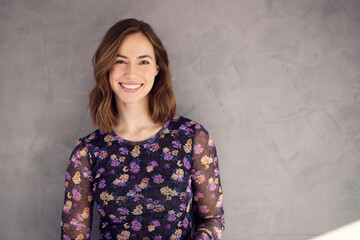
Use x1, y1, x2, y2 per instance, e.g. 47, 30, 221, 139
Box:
156, 65, 160, 75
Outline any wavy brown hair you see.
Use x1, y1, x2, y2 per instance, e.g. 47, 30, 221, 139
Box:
89, 18, 176, 133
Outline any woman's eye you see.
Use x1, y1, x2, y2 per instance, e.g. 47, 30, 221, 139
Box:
140, 60, 150, 65
115, 60, 126, 64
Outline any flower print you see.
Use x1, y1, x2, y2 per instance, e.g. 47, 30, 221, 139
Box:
179, 204, 186, 211
113, 174, 129, 187
98, 179, 106, 189
150, 143, 159, 152
172, 140, 181, 148
152, 220, 160, 227
111, 158, 120, 167
132, 204, 143, 215
131, 148, 140, 158
119, 156, 125, 162
72, 171, 81, 184
150, 161, 158, 167
183, 158, 190, 169
208, 135, 214, 146
177, 160, 182, 167
183, 141, 192, 153
104, 135, 115, 146
194, 144, 203, 154
198, 205, 209, 214
154, 204, 165, 212
130, 162, 140, 173
81, 207, 90, 219
117, 207, 129, 215
122, 166, 129, 172
139, 178, 149, 189
63, 200, 72, 213
117, 230, 130, 239
195, 172, 205, 184
153, 174, 164, 184
164, 152, 173, 160
172, 150, 179, 156
167, 213, 176, 221
146, 166, 153, 172
163, 147, 169, 153
131, 219, 142, 231
200, 155, 213, 169
163, 128, 170, 134
183, 218, 189, 228
148, 225, 155, 232
99, 150, 108, 159
119, 147, 128, 155
154, 236, 162, 240
72, 189, 82, 201
160, 186, 171, 195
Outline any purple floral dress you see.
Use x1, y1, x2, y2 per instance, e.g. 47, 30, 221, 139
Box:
60, 114, 224, 240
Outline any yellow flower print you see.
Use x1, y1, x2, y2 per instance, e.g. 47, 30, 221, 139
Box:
75, 233, 84, 240
175, 229, 182, 236
176, 169, 184, 176
163, 147, 169, 153
132, 204, 143, 215
208, 136, 213, 146
146, 166, 153, 172
109, 214, 116, 219
120, 174, 129, 182
131, 148, 140, 158
63, 200, 72, 211
123, 223, 130, 228
113, 179, 120, 185
184, 142, 191, 153
80, 148, 87, 157
172, 150, 178, 156
88, 133, 95, 140
177, 221, 182, 227
65, 181, 68, 187
119, 156, 125, 162
134, 145, 140, 150
148, 225, 155, 232
110, 154, 117, 160
123, 166, 129, 172
170, 190, 178, 197
200, 155, 213, 169
160, 186, 170, 195
72, 171, 81, 184
174, 114, 180, 119
117, 230, 130, 239
81, 207, 90, 219
189, 120, 196, 124
104, 135, 115, 143
168, 210, 175, 215
163, 128, 170, 134
139, 178, 149, 189
177, 160, 182, 167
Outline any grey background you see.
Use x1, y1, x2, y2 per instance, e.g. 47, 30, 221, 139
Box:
1, 0, 360, 239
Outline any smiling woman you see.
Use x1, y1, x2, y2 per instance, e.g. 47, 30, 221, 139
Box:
60, 18, 225, 240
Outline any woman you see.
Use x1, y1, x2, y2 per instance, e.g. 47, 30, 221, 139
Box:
60, 18, 224, 240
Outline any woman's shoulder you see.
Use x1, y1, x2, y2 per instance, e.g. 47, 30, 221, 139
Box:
170, 114, 209, 134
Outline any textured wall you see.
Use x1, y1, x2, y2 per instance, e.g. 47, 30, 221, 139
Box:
1, 0, 360, 239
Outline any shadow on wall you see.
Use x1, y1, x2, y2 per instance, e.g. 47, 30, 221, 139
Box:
310, 220, 360, 240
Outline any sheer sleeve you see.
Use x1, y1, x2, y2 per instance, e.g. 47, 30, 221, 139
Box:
191, 124, 225, 239
60, 138, 94, 240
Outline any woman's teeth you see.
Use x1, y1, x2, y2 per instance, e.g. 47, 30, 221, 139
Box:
120, 83, 142, 89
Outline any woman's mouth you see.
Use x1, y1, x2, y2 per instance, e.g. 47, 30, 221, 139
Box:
119, 82, 143, 92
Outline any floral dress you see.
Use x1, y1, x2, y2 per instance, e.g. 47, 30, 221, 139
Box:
60, 114, 224, 240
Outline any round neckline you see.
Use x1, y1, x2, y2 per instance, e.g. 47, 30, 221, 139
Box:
110, 115, 173, 145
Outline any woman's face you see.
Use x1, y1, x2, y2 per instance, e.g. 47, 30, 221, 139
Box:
109, 32, 159, 107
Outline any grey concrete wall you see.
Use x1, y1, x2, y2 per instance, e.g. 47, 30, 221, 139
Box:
1, 0, 360, 239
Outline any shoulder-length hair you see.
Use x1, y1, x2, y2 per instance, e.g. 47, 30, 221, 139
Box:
89, 18, 176, 133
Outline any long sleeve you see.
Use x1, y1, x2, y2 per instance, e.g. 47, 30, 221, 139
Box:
61, 139, 94, 240
191, 124, 225, 239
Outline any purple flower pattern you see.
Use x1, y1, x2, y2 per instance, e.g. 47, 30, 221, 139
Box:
61, 114, 224, 239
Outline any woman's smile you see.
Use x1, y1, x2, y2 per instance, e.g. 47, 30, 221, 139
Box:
119, 82, 144, 92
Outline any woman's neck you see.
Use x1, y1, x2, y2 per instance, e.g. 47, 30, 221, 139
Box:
112, 97, 163, 141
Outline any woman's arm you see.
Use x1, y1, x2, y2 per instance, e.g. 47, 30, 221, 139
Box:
60, 139, 94, 240
191, 124, 225, 239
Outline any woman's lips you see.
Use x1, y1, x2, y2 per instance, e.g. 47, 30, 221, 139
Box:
119, 82, 143, 92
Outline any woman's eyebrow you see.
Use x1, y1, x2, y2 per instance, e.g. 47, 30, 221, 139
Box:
116, 54, 153, 60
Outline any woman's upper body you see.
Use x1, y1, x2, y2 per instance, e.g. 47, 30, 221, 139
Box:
61, 18, 225, 239
60, 114, 224, 240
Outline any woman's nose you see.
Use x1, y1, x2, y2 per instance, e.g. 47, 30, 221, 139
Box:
125, 64, 137, 78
